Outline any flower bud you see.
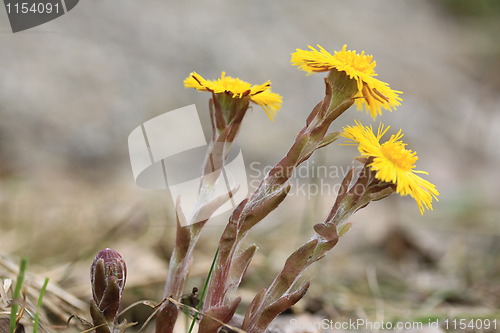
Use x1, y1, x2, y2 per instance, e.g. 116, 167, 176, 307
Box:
90, 248, 127, 323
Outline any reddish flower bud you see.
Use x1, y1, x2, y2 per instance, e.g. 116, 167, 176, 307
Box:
90, 248, 127, 323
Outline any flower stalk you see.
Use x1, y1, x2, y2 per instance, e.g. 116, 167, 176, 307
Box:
155, 73, 282, 333
199, 70, 359, 331
242, 163, 395, 333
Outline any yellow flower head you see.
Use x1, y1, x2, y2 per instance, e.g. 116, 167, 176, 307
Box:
342, 121, 439, 214
291, 45, 402, 119
184, 72, 282, 121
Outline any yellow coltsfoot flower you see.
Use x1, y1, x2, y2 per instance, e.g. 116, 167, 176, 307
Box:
291, 45, 402, 119
342, 121, 439, 214
184, 72, 282, 121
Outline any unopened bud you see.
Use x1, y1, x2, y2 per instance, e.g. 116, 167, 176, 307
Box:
90, 248, 127, 323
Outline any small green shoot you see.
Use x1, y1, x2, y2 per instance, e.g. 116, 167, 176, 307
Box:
187, 247, 219, 333
33, 277, 49, 333
10, 257, 28, 333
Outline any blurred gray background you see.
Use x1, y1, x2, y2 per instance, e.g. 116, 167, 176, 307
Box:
2, 0, 499, 193
1, 0, 499, 327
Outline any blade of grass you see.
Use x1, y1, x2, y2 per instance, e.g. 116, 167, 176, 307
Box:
33, 277, 49, 333
187, 247, 219, 333
10, 257, 28, 333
